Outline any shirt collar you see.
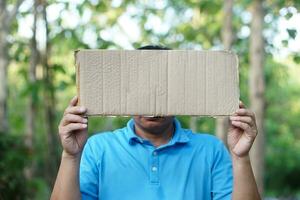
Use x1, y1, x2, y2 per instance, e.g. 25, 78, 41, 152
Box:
126, 117, 190, 146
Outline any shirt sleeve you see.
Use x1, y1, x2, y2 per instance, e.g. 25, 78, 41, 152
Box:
80, 139, 100, 200
211, 141, 233, 200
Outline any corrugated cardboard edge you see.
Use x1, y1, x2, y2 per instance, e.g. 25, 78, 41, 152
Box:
217, 50, 240, 116
230, 50, 240, 116
75, 50, 240, 117
234, 52, 240, 116
74, 50, 81, 106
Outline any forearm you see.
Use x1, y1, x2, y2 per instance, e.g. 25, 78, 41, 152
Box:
50, 151, 82, 200
232, 155, 261, 200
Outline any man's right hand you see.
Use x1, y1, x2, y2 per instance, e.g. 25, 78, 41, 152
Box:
51, 96, 87, 199
58, 96, 88, 158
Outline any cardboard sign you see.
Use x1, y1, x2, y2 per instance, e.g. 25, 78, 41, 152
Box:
75, 50, 239, 116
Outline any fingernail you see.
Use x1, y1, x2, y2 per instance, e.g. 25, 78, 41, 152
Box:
80, 107, 86, 112
82, 124, 87, 128
83, 118, 88, 123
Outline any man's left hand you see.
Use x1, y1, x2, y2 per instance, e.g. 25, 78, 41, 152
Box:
227, 101, 258, 158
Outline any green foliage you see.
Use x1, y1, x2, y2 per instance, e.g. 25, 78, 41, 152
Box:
0, 134, 29, 199
2, 0, 300, 198
264, 57, 300, 196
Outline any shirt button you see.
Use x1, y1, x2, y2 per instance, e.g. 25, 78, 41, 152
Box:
151, 166, 157, 172
153, 151, 157, 156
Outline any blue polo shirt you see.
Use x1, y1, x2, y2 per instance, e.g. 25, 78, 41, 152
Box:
80, 118, 233, 200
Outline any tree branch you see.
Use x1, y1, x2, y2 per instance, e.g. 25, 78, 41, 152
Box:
0, 1, 7, 23
7, 0, 24, 26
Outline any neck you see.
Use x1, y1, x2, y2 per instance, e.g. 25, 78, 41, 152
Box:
134, 123, 175, 147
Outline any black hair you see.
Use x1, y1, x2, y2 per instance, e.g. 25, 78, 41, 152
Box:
137, 45, 171, 50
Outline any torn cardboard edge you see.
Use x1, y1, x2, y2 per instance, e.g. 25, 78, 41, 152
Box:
75, 49, 240, 116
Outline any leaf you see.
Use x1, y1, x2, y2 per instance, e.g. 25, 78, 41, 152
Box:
284, 12, 293, 20
287, 29, 297, 39
57, 80, 69, 91
281, 39, 288, 47
51, 64, 66, 74
293, 54, 300, 64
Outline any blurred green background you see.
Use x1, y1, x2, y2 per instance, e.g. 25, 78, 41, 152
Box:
0, 0, 300, 199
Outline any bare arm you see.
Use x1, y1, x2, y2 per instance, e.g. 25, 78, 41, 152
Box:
232, 155, 260, 200
51, 96, 88, 200
51, 152, 82, 200
228, 102, 261, 200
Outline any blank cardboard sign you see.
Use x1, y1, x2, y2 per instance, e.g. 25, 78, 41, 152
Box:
75, 50, 239, 116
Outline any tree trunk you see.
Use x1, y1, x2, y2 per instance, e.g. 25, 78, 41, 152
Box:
0, 0, 24, 134
216, 0, 234, 145
104, 117, 114, 131
41, 0, 60, 187
249, 0, 265, 195
0, 1, 9, 134
24, 0, 39, 180
189, 117, 197, 133
0, 31, 9, 134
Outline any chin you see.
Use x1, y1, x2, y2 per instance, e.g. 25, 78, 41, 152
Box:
133, 116, 174, 130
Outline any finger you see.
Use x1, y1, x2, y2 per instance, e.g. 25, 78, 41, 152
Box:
239, 100, 246, 109
69, 96, 78, 107
231, 121, 251, 131
64, 106, 87, 115
229, 116, 253, 126
234, 108, 255, 118
62, 114, 88, 125
63, 123, 87, 133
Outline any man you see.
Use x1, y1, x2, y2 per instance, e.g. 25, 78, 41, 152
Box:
51, 46, 261, 200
